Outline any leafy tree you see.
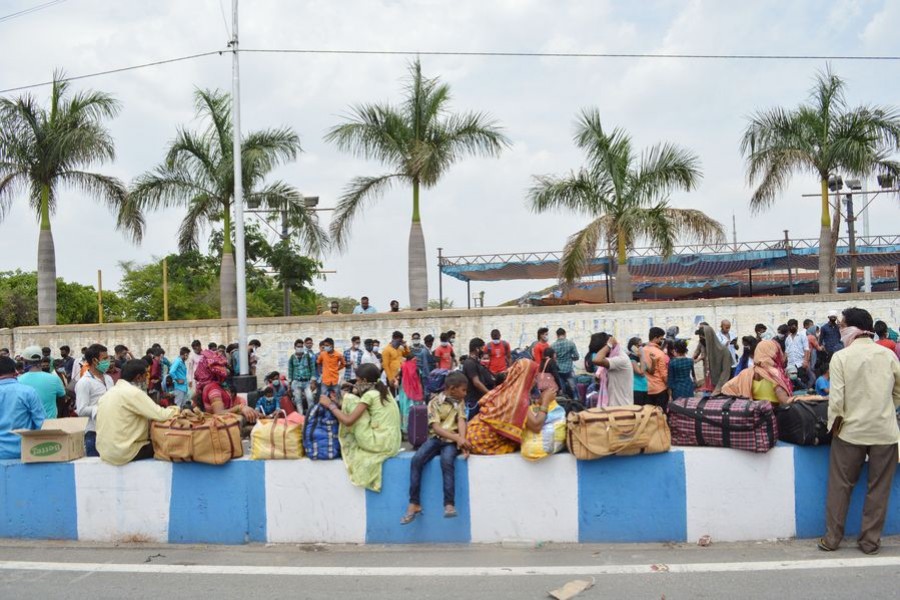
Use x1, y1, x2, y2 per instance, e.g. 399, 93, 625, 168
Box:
0, 270, 124, 328
528, 109, 724, 302
317, 295, 360, 315
326, 59, 509, 310
0, 73, 138, 325
130, 89, 326, 318
427, 298, 454, 310
741, 67, 900, 293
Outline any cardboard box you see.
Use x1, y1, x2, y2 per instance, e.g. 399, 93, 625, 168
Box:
14, 417, 89, 463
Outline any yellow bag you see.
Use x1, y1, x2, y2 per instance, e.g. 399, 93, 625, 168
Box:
151, 409, 243, 465
250, 411, 304, 460
566, 405, 670, 460
521, 403, 567, 461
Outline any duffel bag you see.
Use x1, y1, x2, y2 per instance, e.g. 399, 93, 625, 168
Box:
668, 396, 777, 453
566, 405, 671, 460
151, 409, 243, 465
250, 410, 304, 459
302, 402, 341, 460
776, 399, 831, 446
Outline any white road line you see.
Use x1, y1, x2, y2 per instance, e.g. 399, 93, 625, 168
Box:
0, 557, 898, 577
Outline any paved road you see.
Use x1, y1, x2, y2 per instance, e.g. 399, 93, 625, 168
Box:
1, 537, 898, 599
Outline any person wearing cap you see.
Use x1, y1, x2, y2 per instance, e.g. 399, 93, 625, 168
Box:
0, 356, 46, 459
819, 310, 844, 366
381, 331, 409, 390
17, 346, 65, 420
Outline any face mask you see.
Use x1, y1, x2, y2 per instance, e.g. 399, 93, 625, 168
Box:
96, 359, 111, 374
440, 341, 449, 347
373, 345, 380, 352
806, 326, 816, 336
449, 338, 456, 345
272, 380, 280, 387
365, 346, 374, 353
391, 340, 402, 348
541, 335, 549, 342
41, 366, 51, 373
352, 343, 359, 349
264, 395, 273, 402
412, 340, 421, 347
324, 346, 333, 353
295, 347, 304, 355
492, 338, 500, 343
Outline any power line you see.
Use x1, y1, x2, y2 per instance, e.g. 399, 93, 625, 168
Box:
0, 50, 225, 94
0, 0, 67, 23
242, 47, 900, 61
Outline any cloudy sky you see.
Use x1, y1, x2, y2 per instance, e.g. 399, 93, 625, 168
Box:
2, 0, 899, 310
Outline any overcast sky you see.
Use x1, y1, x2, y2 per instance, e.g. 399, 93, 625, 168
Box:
2, 0, 899, 310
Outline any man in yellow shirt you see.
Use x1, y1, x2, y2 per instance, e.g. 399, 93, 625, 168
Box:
820, 307, 900, 555
96, 359, 179, 466
381, 331, 409, 390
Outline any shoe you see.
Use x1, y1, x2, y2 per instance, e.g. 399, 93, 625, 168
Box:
817, 538, 837, 552
444, 505, 458, 519
400, 510, 422, 525
859, 544, 880, 555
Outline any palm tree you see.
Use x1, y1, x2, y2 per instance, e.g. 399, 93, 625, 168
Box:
741, 66, 900, 293
130, 89, 327, 318
0, 73, 137, 325
325, 59, 510, 310
528, 109, 724, 302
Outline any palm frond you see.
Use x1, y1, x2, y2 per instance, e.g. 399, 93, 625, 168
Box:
241, 127, 302, 183
527, 169, 610, 216
630, 142, 702, 205
0, 171, 26, 221
558, 215, 608, 285
193, 89, 233, 158
248, 180, 329, 257
57, 170, 138, 241
324, 103, 409, 167
574, 108, 633, 197
130, 164, 218, 211
329, 173, 405, 251
176, 196, 218, 253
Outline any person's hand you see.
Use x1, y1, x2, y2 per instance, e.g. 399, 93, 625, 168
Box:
608, 336, 618, 348
802, 360, 809, 369
540, 387, 555, 408
241, 405, 258, 423
461, 450, 470, 460
456, 436, 472, 451
319, 394, 333, 409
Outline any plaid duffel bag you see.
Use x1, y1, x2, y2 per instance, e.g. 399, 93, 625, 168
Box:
668, 396, 778, 453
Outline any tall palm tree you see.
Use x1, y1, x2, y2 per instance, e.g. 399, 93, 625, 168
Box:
0, 73, 137, 325
130, 89, 326, 318
528, 109, 724, 302
325, 59, 510, 310
741, 66, 900, 293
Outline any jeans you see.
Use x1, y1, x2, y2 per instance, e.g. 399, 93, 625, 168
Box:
558, 371, 577, 399
409, 437, 459, 506
172, 389, 189, 409
321, 383, 342, 401
291, 380, 310, 413
84, 431, 99, 457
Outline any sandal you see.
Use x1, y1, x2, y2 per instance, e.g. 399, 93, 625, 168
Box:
817, 538, 837, 552
859, 544, 880, 555
444, 505, 458, 519
400, 510, 422, 525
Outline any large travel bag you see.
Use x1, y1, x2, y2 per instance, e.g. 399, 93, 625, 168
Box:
668, 396, 777, 453
250, 410, 304, 459
151, 409, 243, 465
302, 402, 341, 460
407, 402, 429, 449
566, 405, 671, 460
776, 399, 831, 446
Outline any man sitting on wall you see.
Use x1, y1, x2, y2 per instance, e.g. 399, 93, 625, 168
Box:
96, 359, 180, 465
0, 357, 45, 459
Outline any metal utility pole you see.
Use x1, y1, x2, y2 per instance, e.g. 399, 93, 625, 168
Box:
862, 177, 872, 292
845, 194, 858, 293
97, 270, 103, 324
437, 247, 444, 310
281, 208, 291, 316
162, 257, 169, 321
230, 0, 254, 391
783, 230, 794, 295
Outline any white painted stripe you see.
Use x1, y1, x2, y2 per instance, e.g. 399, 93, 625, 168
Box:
1, 557, 898, 577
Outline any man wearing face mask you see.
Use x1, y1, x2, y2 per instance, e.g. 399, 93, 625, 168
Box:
343, 336, 364, 384
434, 333, 456, 370
288, 338, 316, 413
532, 327, 551, 365
485, 329, 511, 375
382, 331, 409, 389
360, 339, 383, 370
784, 318, 810, 387
19, 346, 65, 420
409, 333, 431, 387
461, 338, 495, 419
74, 343, 114, 457
317, 338, 346, 400
819, 310, 844, 367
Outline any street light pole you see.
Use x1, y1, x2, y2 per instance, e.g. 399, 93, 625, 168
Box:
783, 230, 793, 295
281, 207, 291, 316
845, 193, 858, 293
230, 0, 254, 391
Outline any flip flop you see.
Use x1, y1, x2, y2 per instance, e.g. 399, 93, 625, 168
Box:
400, 510, 422, 525
817, 538, 837, 552
444, 506, 458, 519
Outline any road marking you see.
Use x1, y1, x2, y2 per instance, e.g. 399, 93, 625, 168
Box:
0, 557, 898, 577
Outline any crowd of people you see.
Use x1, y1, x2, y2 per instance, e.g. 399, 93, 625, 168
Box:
0, 303, 898, 551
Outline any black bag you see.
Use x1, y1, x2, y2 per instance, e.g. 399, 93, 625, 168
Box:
407, 403, 428, 449
557, 396, 585, 415
776, 400, 831, 446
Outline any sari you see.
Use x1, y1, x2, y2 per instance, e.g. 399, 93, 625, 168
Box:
338, 388, 401, 492
700, 324, 732, 394
722, 340, 792, 399
466, 359, 538, 455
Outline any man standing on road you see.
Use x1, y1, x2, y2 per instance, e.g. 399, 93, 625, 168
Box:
819, 307, 900, 555
551, 328, 580, 399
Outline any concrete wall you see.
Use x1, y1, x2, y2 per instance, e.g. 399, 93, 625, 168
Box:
5, 291, 900, 378
1, 446, 898, 545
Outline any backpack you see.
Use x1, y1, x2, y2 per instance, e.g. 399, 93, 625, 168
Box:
425, 368, 449, 395
302, 402, 341, 460
511, 344, 534, 363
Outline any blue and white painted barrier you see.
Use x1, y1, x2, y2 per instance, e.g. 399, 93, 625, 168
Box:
1, 445, 898, 545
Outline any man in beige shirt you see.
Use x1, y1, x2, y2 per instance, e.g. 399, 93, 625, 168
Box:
820, 307, 900, 555
96, 359, 179, 466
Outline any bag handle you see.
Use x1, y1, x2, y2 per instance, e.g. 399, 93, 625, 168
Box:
604, 408, 656, 454
568, 409, 656, 456
268, 409, 288, 459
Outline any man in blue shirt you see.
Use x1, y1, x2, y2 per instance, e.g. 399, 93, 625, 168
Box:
0, 356, 46, 459
818, 310, 843, 366
168, 347, 190, 408
352, 296, 378, 314
18, 345, 65, 419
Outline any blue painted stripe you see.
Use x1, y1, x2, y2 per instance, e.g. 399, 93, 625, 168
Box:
793, 445, 900, 539
578, 452, 687, 543
0, 460, 78, 540
168, 460, 266, 544
365, 452, 471, 544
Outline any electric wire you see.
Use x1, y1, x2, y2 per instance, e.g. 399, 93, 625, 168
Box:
0, 0, 67, 23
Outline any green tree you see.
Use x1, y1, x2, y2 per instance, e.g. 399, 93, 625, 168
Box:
0, 73, 139, 325
129, 89, 326, 318
427, 298, 454, 310
741, 67, 900, 293
528, 109, 724, 302
0, 270, 124, 328
326, 59, 509, 310
118, 251, 222, 322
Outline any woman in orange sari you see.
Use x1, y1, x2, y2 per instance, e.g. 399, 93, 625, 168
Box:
467, 359, 541, 455
721, 340, 793, 404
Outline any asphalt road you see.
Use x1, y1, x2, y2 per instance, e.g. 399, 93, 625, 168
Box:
0, 537, 898, 600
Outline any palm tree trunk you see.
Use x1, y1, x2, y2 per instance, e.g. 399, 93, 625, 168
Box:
220, 201, 237, 318
37, 184, 57, 325
829, 203, 842, 294
817, 177, 833, 294
408, 178, 428, 310
613, 228, 632, 303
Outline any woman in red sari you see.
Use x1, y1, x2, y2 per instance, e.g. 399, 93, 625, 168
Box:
194, 350, 257, 423
466, 359, 552, 455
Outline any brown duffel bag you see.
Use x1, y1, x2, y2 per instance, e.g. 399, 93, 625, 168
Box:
566, 404, 671, 460
151, 409, 243, 465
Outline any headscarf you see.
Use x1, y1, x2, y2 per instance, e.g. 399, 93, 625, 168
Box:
722, 340, 792, 398
699, 324, 732, 393
194, 349, 227, 388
